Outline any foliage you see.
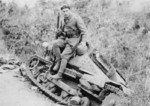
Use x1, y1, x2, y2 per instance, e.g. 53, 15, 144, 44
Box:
74, 0, 150, 105
0, 1, 58, 61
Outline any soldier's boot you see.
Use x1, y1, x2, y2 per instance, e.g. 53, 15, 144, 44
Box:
51, 59, 67, 79
53, 45, 61, 71
53, 60, 61, 71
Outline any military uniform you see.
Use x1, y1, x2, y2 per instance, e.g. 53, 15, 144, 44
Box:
50, 10, 88, 79
53, 13, 88, 60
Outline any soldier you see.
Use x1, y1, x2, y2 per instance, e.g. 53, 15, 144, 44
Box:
51, 4, 88, 79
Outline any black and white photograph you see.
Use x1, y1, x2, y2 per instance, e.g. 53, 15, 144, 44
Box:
0, 0, 150, 106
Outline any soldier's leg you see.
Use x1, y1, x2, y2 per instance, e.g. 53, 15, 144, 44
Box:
52, 39, 66, 70
51, 44, 73, 79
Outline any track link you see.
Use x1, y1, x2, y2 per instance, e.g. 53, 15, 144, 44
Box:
26, 55, 70, 105
26, 68, 68, 105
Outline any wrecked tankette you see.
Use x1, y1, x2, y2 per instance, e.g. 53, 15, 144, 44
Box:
26, 46, 132, 106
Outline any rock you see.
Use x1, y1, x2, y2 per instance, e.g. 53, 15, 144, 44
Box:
31, 86, 38, 91
108, 99, 116, 106
1, 64, 16, 70
20, 77, 26, 81
19, 63, 27, 76
0, 57, 7, 66
70, 96, 81, 105
12, 68, 20, 72
8, 58, 20, 65
0, 67, 9, 73
20, 63, 26, 69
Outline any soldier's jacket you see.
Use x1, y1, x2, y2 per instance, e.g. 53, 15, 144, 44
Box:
58, 13, 88, 47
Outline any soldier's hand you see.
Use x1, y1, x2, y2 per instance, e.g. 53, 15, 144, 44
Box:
56, 29, 63, 39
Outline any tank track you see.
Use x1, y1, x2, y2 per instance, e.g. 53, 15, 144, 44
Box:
26, 55, 93, 106
26, 68, 68, 105
26, 55, 70, 105
27, 55, 52, 68
26, 55, 124, 106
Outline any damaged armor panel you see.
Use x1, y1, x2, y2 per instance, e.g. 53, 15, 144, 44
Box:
26, 50, 132, 106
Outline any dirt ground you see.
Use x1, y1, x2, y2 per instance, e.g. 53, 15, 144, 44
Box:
0, 68, 60, 106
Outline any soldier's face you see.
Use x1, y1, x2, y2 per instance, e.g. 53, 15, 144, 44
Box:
61, 8, 71, 18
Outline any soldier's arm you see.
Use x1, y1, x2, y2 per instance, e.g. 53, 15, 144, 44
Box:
76, 16, 88, 42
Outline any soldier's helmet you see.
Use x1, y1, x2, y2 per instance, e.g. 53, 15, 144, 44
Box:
76, 42, 89, 55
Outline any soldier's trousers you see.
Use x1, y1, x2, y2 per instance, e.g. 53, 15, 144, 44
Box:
52, 37, 80, 61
